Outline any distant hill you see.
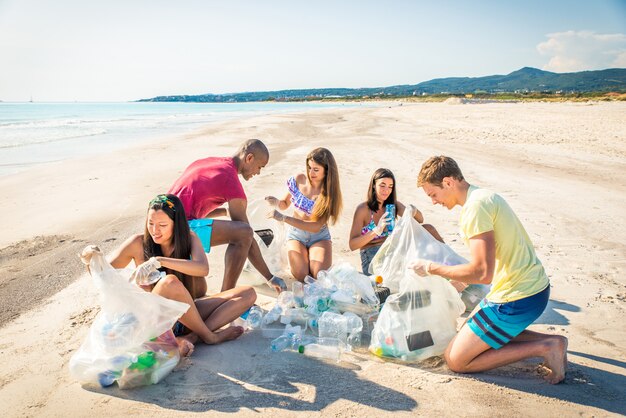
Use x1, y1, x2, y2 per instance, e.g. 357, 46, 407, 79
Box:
138, 67, 626, 102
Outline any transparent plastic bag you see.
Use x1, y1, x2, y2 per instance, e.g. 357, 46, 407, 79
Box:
240, 199, 290, 284
369, 209, 489, 310
69, 250, 189, 388
369, 270, 465, 362
317, 263, 378, 307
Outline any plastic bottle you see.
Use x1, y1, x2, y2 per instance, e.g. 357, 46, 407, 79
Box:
385, 204, 396, 232
271, 334, 294, 352
270, 325, 302, 352
245, 305, 264, 329
307, 317, 319, 334
262, 304, 282, 325
343, 312, 363, 349
319, 312, 348, 348
298, 343, 340, 361
292, 281, 304, 307
277, 291, 295, 309
98, 370, 120, 387
134, 259, 165, 286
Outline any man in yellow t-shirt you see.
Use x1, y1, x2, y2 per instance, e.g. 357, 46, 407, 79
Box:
411, 156, 567, 384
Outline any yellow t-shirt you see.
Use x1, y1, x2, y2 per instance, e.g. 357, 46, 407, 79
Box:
459, 186, 549, 303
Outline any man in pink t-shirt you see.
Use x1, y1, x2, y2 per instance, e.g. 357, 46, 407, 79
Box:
168, 139, 286, 293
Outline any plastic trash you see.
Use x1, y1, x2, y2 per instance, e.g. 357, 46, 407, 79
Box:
262, 304, 283, 325
132, 258, 165, 286
318, 263, 379, 307
241, 199, 290, 284
70, 250, 188, 389
242, 305, 264, 329
270, 325, 302, 352
292, 281, 304, 307
344, 312, 364, 349
369, 208, 490, 311
280, 308, 310, 326
319, 312, 348, 349
298, 337, 341, 361
277, 291, 295, 309
369, 269, 465, 362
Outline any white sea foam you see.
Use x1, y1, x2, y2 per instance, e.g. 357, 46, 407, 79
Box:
0, 101, 359, 176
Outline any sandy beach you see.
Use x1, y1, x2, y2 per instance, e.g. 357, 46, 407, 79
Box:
0, 101, 625, 417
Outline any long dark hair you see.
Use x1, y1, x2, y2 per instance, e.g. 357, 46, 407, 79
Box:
307, 147, 343, 225
367, 168, 397, 212
143, 194, 193, 291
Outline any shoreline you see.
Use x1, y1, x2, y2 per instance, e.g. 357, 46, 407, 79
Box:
1, 102, 625, 416
0, 101, 366, 178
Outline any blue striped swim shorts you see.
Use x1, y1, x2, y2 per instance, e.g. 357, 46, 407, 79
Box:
467, 285, 550, 349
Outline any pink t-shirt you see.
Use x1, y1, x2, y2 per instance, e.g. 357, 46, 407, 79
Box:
168, 157, 246, 220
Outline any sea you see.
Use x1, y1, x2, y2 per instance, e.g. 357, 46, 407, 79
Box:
0, 101, 360, 177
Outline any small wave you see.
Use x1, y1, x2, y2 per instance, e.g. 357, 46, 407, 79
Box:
0, 129, 108, 149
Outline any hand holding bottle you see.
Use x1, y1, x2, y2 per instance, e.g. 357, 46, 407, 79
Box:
131, 257, 163, 285
372, 213, 390, 236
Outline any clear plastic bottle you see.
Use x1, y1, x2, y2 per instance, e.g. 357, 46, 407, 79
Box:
133, 258, 165, 286
319, 312, 348, 348
277, 291, 295, 309
246, 305, 264, 329
298, 342, 340, 361
262, 304, 282, 325
270, 325, 302, 352
385, 204, 396, 232
270, 334, 294, 352
292, 281, 304, 307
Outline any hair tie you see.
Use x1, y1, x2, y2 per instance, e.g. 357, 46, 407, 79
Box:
150, 194, 176, 211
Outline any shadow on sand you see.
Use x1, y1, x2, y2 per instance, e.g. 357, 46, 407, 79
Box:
85, 330, 417, 413
535, 299, 580, 326
461, 355, 626, 416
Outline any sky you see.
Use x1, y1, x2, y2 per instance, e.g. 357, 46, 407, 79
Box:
1, 0, 625, 102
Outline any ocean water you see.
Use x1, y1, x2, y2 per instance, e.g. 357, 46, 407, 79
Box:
0, 101, 357, 177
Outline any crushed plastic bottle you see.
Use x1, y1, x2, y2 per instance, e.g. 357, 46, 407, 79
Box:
244, 305, 264, 329
262, 304, 282, 325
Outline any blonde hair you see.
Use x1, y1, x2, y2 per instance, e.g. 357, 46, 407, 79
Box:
307, 148, 342, 225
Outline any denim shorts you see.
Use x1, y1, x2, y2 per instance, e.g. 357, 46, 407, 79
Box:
467, 285, 550, 349
286, 225, 331, 248
360, 245, 382, 275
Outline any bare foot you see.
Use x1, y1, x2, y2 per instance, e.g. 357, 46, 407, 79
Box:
543, 336, 568, 384
176, 337, 195, 357
215, 325, 245, 343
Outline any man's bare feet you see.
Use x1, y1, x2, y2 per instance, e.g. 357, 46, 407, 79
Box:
543, 336, 568, 384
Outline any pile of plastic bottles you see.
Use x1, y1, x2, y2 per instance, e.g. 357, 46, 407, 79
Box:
246, 263, 384, 361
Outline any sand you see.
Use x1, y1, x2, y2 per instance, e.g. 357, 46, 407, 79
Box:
0, 101, 625, 417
